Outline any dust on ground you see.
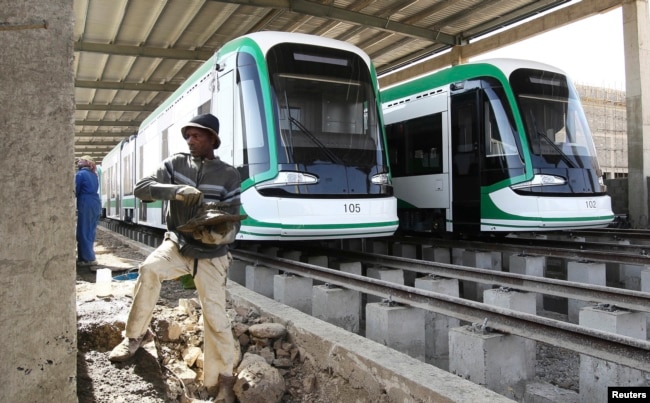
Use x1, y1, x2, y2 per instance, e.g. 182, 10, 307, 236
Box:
76, 228, 337, 403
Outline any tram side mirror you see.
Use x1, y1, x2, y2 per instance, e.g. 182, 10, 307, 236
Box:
450, 82, 464, 91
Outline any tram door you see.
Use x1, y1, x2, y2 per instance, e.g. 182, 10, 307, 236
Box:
451, 90, 481, 233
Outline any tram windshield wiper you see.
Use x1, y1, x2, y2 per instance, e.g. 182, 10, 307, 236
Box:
536, 129, 578, 169
288, 116, 344, 165
529, 111, 577, 169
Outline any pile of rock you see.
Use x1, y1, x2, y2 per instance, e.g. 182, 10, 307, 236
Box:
153, 298, 299, 402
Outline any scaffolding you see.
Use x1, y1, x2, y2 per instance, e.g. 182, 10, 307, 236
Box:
575, 84, 628, 179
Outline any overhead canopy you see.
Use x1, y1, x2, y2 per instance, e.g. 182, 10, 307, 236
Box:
73, 0, 623, 161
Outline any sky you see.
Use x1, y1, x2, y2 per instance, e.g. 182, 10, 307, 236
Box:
473, 7, 626, 90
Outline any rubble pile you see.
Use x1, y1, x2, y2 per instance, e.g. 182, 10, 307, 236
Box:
77, 280, 324, 402
153, 297, 299, 401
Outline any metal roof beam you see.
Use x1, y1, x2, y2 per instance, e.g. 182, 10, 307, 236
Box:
379, 0, 623, 87
74, 142, 118, 147
75, 131, 133, 137
212, 0, 458, 45
75, 120, 142, 127
75, 80, 177, 92
76, 104, 156, 112
73, 41, 213, 60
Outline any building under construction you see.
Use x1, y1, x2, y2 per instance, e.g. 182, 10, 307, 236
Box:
576, 84, 628, 180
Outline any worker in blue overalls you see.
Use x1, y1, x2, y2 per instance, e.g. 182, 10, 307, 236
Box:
75, 155, 101, 267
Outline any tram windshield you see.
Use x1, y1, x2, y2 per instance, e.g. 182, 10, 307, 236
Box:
510, 68, 601, 171
267, 43, 384, 171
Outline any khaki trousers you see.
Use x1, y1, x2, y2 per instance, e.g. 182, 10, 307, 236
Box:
125, 235, 234, 388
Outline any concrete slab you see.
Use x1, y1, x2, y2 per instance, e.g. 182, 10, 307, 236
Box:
227, 281, 514, 402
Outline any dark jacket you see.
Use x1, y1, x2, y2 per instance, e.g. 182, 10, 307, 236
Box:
135, 153, 241, 258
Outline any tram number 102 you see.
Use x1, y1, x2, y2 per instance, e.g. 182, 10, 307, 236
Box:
585, 200, 598, 209
344, 203, 362, 213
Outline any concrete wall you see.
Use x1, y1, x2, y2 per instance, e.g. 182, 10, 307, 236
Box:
0, 1, 77, 401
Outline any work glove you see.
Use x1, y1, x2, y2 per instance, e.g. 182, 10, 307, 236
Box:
175, 185, 203, 206
191, 222, 236, 245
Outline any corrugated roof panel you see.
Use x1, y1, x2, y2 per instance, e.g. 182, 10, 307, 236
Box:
71, 0, 603, 160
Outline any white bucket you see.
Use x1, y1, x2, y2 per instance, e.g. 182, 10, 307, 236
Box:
96, 268, 112, 297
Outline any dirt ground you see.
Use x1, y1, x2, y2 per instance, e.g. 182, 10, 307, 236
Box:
76, 228, 339, 403
76, 229, 193, 402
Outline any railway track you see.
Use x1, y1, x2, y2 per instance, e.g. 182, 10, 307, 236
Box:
392, 232, 650, 265
100, 219, 650, 374
232, 248, 650, 372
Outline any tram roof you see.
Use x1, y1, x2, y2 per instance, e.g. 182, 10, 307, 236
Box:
73, 0, 622, 162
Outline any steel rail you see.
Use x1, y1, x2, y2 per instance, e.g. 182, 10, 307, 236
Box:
231, 249, 650, 372
567, 228, 650, 242
394, 236, 650, 265
297, 246, 650, 313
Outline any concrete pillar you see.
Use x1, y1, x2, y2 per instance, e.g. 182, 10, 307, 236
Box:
509, 254, 546, 312
304, 255, 328, 286
620, 263, 648, 291
1, 2, 77, 401
281, 250, 302, 261
228, 259, 247, 285
260, 246, 280, 256
307, 255, 328, 267
366, 302, 425, 361
483, 289, 536, 380
334, 261, 363, 276
312, 285, 361, 333
642, 269, 650, 339
414, 275, 460, 369
392, 242, 416, 259
606, 239, 630, 286
623, 0, 650, 227
449, 326, 529, 401
367, 240, 389, 254
273, 274, 313, 314
461, 250, 496, 302
567, 261, 606, 323
491, 251, 503, 271
392, 243, 417, 286
332, 261, 364, 320
509, 254, 545, 277
245, 265, 278, 298
451, 248, 465, 265
579, 305, 648, 403
341, 237, 363, 251
366, 266, 404, 303
421, 246, 450, 264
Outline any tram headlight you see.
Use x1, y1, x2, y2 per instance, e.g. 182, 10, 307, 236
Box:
256, 171, 319, 189
371, 173, 391, 185
510, 174, 566, 190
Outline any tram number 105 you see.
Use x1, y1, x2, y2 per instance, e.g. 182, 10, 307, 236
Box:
585, 200, 598, 209
344, 203, 362, 213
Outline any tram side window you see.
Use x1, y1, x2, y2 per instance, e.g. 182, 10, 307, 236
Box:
237, 53, 270, 177
122, 153, 133, 196
483, 97, 519, 157
198, 100, 211, 115
386, 113, 443, 177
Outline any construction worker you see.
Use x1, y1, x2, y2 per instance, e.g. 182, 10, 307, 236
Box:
108, 114, 240, 402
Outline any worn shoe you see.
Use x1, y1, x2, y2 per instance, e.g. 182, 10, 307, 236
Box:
108, 329, 153, 362
77, 260, 98, 267
213, 373, 237, 403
